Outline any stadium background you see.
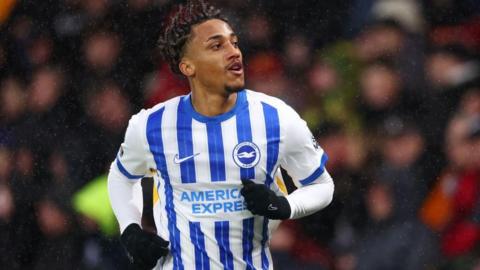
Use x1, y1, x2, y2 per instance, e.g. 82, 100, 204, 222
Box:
0, 0, 480, 269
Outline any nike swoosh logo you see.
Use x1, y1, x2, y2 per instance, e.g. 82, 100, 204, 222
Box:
267, 204, 278, 211
173, 153, 200, 164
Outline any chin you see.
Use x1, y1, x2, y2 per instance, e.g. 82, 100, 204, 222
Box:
225, 85, 244, 93
225, 80, 245, 93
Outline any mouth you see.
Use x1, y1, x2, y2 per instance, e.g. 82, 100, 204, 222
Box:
227, 61, 243, 76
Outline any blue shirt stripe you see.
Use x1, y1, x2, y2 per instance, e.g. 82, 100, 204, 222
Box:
177, 98, 196, 183
222, 222, 234, 269
261, 218, 269, 270
116, 157, 144, 179
242, 217, 255, 270
236, 99, 254, 180
260, 102, 280, 270
189, 222, 210, 270
299, 153, 329, 186
207, 122, 226, 182
215, 221, 234, 270
261, 102, 280, 186
146, 108, 184, 270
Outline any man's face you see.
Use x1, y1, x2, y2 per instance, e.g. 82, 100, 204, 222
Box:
182, 19, 244, 94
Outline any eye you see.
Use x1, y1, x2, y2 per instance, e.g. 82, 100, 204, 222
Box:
211, 43, 221, 50
232, 41, 239, 48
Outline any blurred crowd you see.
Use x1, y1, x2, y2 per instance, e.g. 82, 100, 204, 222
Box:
0, 0, 480, 269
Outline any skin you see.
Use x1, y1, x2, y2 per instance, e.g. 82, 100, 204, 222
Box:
179, 19, 245, 117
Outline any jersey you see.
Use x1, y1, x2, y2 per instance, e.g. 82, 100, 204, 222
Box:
114, 89, 330, 270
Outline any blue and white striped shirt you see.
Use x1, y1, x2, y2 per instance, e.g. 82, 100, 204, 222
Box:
115, 89, 329, 270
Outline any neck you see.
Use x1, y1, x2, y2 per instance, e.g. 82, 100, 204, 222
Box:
190, 87, 238, 117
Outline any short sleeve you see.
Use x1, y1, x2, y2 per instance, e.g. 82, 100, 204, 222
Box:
115, 112, 148, 181
280, 107, 329, 187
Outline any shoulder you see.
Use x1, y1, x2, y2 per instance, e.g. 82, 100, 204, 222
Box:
129, 95, 184, 128
245, 90, 296, 114
245, 89, 300, 121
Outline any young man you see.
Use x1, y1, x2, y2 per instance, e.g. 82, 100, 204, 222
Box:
108, 1, 334, 269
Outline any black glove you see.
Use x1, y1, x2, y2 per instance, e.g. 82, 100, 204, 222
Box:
241, 180, 291, 219
121, 223, 169, 270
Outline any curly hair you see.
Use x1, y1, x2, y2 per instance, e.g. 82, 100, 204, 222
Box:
158, 0, 227, 75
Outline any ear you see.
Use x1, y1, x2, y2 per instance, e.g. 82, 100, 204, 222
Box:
179, 59, 195, 77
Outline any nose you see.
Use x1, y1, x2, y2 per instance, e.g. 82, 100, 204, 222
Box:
226, 41, 241, 61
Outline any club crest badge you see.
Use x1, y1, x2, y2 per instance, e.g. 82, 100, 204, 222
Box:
233, 142, 260, 168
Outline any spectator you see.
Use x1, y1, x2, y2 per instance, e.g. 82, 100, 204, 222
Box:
358, 59, 420, 130
302, 43, 362, 131
16, 66, 71, 166
7, 147, 41, 269
0, 76, 27, 140
0, 146, 14, 267
33, 195, 81, 270
78, 29, 122, 87
25, 32, 55, 71
354, 18, 426, 93
355, 180, 439, 270
76, 80, 132, 186
421, 114, 480, 268
375, 116, 429, 220
423, 45, 480, 148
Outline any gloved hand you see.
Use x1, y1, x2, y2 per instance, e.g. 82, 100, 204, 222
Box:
241, 180, 291, 219
121, 223, 169, 270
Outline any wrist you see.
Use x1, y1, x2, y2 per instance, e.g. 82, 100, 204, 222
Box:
285, 195, 296, 219
276, 196, 292, 220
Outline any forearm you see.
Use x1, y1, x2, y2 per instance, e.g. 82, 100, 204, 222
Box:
286, 175, 334, 219
108, 164, 143, 233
